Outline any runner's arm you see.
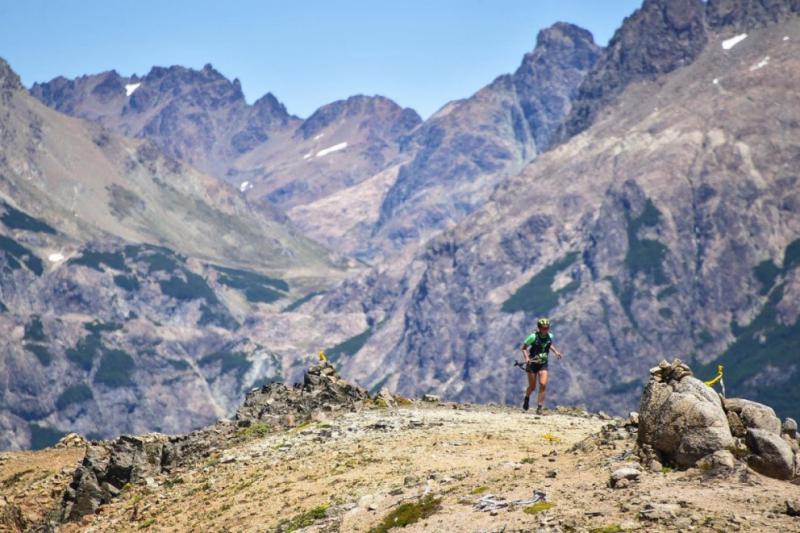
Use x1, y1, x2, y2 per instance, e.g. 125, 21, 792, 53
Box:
550, 343, 563, 359
521, 344, 530, 362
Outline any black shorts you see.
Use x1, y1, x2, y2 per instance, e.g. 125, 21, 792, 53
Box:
526, 361, 548, 373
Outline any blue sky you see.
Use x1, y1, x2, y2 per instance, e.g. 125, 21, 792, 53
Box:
0, 0, 642, 118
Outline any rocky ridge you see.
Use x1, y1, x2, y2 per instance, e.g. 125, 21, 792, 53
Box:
2, 361, 800, 532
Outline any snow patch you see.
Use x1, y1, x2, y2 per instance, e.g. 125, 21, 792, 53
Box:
239, 181, 253, 192
313, 133, 324, 141
125, 83, 141, 96
712, 78, 719, 85
315, 142, 348, 158
722, 33, 747, 50
302, 152, 313, 160
750, 56, 770, 71
48, 253, 64, 263
784, 36, 790, 41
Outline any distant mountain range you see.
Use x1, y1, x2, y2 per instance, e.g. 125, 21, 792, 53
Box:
1, 0, 798, 450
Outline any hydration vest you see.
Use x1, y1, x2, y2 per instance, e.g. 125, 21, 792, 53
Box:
526, 332, 552, 363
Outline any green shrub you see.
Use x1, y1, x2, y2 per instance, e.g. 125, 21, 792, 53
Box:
326, 328, 372, 362
369, 496, 441, 533
167, 359, 190, 371
523, 501, 555, 514
160, 271, 218, 303
24, 315, 46, 342
277, 504, 329, 532
84, 320, 122, 334
28, 423, 66, 450
66, 334, 103, 370
199, 350, 251, 380
236, 421, 271, 440
753, 260, 780, 295
94, 349, 135, 387
56, 384, 94, 410
69, 250, 128, 272
0, 201, 56, 234
214, 265, 289, 292
283, 291, 323, 312
784, 238, 800, 272
502, 252, 579, 314
0, 235, 43, 275
470, 486, 489, 494
113, 274, 140, 291
24, 343, 53, 366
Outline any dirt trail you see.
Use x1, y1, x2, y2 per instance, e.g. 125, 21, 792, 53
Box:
4, 403, 798, 532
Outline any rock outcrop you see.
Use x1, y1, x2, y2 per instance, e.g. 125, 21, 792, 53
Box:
638, 359, 800, 482
59, 362, 370, 522
637, 359, 733, 467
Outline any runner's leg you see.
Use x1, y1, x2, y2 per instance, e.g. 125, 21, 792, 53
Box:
537, 370, 549, 407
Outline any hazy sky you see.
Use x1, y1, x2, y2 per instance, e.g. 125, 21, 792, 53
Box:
0, 0, 642, 118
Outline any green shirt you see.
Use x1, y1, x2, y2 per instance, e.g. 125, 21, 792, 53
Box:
523, 332, 553, 362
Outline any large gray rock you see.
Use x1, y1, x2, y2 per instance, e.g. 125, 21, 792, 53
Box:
746, 428, 795, 480
783, 418, 798, 439
724, 398, 781, 434
638, 361, 733, 467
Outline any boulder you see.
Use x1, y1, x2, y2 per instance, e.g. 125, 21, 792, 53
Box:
610, 467, 640, 488
745, 428, 795, 480
638, 360, 733, 467
726, 411, 746, 438
723, 398, 781, 434
697, 449, 736, 474
783, 418, 798, 439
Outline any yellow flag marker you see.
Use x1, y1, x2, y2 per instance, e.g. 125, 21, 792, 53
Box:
318, 350, 328, 362
704, 364, 724, 386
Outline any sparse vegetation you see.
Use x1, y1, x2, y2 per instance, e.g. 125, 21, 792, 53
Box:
28, 423, 66, 450
199, 350, 251, 380
0, 201, 56, 233
236, 421, 270, 440
283, 291, 323, 312
94, 349, 136, 387
591, 525, 624, 533
84, 320, 122, 334
0, 234, 43, 275
277, 504, 329, 532
69, 249, 128, 272
523, 501, 555, 514
542, 433, 561, 444
25, 343, 53, 366
470, 485, 489, 494
369, 496, 442, 533
624, 199, 668, 285
753, 259, 780, 295
213, 265, 289, 304
66, 333, 103, 370
326, 328, 373, 362
501, 252, 579, 314
113, 274, 141, 291
56, 384, 94, 410
24, 315, 46, 341
2, 469, 34, 488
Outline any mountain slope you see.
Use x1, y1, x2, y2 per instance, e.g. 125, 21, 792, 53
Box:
324, 5, 800, 419
0, 57, 361, 450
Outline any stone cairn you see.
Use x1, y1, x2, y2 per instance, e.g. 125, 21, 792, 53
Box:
636, 358, 800, 482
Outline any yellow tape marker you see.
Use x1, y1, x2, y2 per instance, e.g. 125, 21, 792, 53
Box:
704, 364, 724, 386
318, 350, 328, 362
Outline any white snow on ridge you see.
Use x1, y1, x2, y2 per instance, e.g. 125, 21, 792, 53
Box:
125, 83, 141, 96
722, 33, 747, 50
313, 133, 324, 141
239, 181, 253, 192
302, 152, 313, 160
48, 253, 64, 263
315, 142, 348, 158
750, 56, 770, 71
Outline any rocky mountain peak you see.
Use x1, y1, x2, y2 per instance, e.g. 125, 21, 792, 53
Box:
534, 21, 596, 52
296, 94, 421, 140
0, 57, 23, 93
557, 0, 707, 142
706, 0, 800, 30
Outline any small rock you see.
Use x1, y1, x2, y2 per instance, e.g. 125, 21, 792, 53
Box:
598, 411, 611, 420
649, 459, 663, 473
640, 502, 681, 521
628, 412, 640, 426
610, 467, 640, 488
786, 499, 800, 517
422, 394, 440, 403
783, 418, 798, 439
614, 478, 630, 489
546, 469, 558, 478
403, 475, 419, 487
